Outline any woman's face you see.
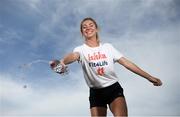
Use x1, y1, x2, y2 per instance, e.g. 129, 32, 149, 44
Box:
81, 20, 98, 39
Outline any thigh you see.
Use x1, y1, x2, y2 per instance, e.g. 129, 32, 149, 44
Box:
90, 107, 107, 116
109, 97, 128, 116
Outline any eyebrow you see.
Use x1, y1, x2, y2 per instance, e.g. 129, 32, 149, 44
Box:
83, 22, 94, 26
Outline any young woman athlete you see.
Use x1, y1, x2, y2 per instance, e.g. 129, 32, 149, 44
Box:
50, 17, 162, 116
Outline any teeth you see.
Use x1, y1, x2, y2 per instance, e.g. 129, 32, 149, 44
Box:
86, 31, 93, 34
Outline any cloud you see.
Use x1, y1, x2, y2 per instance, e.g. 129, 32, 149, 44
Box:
0, 72, 90, 116
0, 29, 22, 45
0, 0, 180, 116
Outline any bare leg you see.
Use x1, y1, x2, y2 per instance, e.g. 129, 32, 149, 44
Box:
90, 107, 107, 117
109, 97, 128, 117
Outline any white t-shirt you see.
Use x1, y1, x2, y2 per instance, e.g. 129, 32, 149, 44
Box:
73, 43, 124, 88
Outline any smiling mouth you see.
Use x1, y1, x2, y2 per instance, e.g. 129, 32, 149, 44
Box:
85, 30, 93, 35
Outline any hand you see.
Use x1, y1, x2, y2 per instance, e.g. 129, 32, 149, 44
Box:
49, 60, 66, 74
49, 60, 59, 69
59, 60, 67, 74
148, 76, 162, 86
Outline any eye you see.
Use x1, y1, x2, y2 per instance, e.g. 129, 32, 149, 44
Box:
82, 26, 87, 29
90, 25, 93, 27
89, 23, 94, 27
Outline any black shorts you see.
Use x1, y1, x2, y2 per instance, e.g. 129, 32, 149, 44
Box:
89, 82, 124, 108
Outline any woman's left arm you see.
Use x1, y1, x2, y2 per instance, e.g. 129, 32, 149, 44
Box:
118, 57, 162, 86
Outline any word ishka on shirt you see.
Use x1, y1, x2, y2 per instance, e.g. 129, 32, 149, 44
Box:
88, 52, 108, 67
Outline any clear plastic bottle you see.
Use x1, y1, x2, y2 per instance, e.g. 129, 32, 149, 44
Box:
50, 60, 68, 75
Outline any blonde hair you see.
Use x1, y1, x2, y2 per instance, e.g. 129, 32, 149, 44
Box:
80, 17, 100, 43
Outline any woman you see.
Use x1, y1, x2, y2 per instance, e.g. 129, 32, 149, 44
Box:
50, 17, 162, 116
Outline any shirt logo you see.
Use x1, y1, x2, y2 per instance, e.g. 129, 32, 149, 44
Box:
97, 67, 105, 76
88, 52, 107, 61
87, 52, 108, 76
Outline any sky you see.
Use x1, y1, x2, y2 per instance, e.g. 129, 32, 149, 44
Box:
0, 0, 180, 116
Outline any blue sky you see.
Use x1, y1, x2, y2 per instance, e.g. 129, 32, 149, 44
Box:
0, 0, 180, 116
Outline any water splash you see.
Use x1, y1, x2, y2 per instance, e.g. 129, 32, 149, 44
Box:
18, 59, 49, 69
18, 59, 69, 75
18, 59, 69, 89
18, 59, 50, 89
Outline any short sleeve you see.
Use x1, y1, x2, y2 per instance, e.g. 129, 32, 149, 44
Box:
73, 46, 80, 53
73, 46, 82, 62
108, 44, 124, 62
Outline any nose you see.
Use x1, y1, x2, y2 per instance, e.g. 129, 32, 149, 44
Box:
86, 28, 90, 31
85, 26, 93, 31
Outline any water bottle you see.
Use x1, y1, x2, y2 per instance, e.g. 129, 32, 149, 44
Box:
50, 60, 68, 75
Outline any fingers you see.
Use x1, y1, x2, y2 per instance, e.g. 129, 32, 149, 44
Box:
59, 60, 66, 74
148, 76, 162, 86
49, 59, 68, 74
49, 61, 56, 68
49, 60, 60, 69
153, 78, 162, 86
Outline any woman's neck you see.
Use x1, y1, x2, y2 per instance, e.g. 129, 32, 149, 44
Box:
85, 37, 99, 47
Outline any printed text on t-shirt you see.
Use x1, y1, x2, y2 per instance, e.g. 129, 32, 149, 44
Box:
88, 52, 108, 76
88, 52, 107, 61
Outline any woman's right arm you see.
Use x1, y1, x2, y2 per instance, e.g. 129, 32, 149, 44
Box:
49, 52, 80, 74
61, 52, 80, 65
